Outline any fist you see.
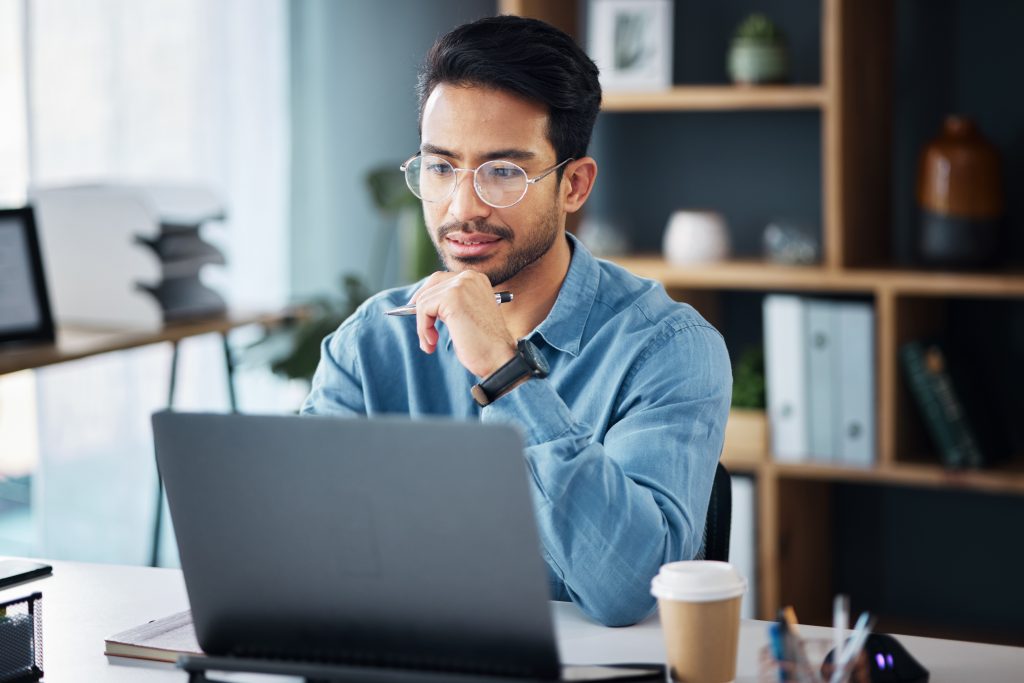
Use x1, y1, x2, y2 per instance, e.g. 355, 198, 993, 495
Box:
408, 271, 517, 378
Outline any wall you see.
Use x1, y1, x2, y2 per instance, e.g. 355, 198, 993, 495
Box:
289, 0, 495, 299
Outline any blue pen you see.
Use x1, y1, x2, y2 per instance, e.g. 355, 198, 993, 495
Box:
768, 622, 789, 682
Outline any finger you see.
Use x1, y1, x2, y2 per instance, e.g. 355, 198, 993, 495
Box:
415, 290, 441, 353
408, 271, 453, 305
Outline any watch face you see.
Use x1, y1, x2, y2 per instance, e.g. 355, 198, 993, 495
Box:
518, 339, 550, 377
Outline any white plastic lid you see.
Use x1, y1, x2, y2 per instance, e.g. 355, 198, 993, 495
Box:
650, 561, 747, 603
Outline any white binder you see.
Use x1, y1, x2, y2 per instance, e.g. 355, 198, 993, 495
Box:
806, 299, 837, 462
836, 302, 876, 466
763, 294, 809, 462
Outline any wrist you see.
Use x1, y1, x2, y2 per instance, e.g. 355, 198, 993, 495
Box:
478, 342, 518, 379
471, 338, 550, 407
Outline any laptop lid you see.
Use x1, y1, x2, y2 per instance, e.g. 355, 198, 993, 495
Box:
152, 411, 561, 679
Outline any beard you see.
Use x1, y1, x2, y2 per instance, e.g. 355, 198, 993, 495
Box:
431, 206, 561, 286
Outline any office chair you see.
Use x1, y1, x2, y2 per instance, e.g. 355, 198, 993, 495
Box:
695, 461, 732, 562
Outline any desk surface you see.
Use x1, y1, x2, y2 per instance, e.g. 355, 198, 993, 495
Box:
0, 312, 289, 375
0, 559, 1021, 682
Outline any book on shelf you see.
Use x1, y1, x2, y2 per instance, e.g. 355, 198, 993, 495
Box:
104, 610, 201, 663
900, 340, 986, 469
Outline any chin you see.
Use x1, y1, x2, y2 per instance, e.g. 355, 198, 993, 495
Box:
444, 252, 495, 271
445, 258, 511, 287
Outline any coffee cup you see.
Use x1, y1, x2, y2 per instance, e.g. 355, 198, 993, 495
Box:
650, 561, 747, 683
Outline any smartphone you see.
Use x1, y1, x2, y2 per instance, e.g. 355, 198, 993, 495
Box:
0, 560, 53, 590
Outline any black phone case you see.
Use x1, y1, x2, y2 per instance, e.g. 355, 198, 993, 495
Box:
0, 561, 53, 589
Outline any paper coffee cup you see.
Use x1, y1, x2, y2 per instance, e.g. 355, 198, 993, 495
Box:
651, 561, 747, 683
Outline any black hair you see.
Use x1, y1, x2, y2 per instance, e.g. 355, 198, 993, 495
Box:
417, 15, 601, 169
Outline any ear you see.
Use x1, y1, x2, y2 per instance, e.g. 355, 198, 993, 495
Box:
561, 157, 598, 214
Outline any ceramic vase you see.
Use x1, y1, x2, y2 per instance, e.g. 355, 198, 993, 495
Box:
727, 39, 788, 85
916, 115, 1004, 268
663, 211, 731, 266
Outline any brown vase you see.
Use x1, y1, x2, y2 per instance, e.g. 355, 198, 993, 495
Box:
916, 115, 1004, 268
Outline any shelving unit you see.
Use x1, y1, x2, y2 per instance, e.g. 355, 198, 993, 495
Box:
501, 0, 1024, 642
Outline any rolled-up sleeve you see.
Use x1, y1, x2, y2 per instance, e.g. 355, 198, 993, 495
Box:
481, 323, 732, 627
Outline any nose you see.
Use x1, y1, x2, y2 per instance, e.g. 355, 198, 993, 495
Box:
447, 170, 492, 223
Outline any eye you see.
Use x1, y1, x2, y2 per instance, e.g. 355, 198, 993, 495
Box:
486, 164, 520, 180
425, 162, 453, 176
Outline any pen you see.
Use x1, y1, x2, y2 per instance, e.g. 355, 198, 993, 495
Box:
768, 622, 787, 683
833, 595, 849, 665
782, 606, 816, 683
385, 291, 514, 316
830, 612, 873, 683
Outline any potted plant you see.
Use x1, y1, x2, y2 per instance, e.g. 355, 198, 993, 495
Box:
366, 165, 439, 285
243, 164, 437, 387
723, 346, 769, 464
727, 13, 789, 85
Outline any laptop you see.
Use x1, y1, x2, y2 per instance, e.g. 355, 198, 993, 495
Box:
152, 412, 661, 683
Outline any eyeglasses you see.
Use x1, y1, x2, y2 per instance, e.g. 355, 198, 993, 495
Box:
400, 153, 573, 209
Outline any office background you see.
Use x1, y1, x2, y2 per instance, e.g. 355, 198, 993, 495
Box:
1, 0, 1023, 648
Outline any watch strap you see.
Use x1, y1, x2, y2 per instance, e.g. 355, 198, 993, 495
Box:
472, 339, 545, 407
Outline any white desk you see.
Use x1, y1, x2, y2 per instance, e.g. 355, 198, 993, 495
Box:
1, 559, 1021, 682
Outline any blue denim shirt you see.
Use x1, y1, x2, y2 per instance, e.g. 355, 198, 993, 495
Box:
301, 234, 732, 626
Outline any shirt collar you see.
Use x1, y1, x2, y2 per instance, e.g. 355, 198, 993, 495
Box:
443, 232, 599, 357
529, 232, 598, 357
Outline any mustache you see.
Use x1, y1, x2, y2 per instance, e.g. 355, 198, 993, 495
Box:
437, 221, 515, 242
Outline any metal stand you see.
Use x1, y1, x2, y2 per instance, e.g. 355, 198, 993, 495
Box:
149, 331, 238, 567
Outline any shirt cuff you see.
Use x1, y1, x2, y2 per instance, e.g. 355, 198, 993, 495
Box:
479, 377, 576, 447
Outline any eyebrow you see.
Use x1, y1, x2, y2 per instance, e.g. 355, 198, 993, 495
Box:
420, 143, 537, 162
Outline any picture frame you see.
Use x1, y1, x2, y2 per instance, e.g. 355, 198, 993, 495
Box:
0, 206, 56, 345
588, 0, 673, 91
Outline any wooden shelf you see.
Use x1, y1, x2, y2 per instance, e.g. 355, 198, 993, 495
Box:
601, 86, 828, 112
610, 256, 1024, 297
770, 460, 1024, 496
611, 257, 869, 292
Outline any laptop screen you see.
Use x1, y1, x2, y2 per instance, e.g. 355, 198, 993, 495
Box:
153, 411, 561, 679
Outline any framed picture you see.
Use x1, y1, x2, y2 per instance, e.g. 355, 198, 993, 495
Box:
588, 0, 673, 91
0, 207, 56, 345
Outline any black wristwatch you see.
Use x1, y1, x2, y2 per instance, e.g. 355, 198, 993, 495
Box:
471, 338, 549, 407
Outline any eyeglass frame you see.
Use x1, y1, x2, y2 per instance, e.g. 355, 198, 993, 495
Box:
399, 153, 574, 209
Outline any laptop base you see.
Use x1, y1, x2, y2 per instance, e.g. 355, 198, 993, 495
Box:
178, 654, 665, 683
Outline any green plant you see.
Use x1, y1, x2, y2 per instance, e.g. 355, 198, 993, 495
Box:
244, 163, 437, 385
731, 346, 766, 409
733, 13, 785, 44
366, 165, 438, 284
244, 275, 370, 383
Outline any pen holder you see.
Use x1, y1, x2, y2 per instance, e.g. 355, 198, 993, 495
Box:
758, 638, 869, 683
0, 592, 43, 683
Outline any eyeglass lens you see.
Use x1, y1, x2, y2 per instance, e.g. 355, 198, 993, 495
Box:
404, 155, 528, 208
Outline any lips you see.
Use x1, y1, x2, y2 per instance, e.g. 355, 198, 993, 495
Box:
446, 233, 500, 245
445, 233, 502, 259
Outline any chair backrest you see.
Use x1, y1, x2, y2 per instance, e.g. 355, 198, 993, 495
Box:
695, 462, 732, 562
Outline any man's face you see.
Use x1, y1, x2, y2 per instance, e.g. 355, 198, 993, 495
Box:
418, 83, 564, 287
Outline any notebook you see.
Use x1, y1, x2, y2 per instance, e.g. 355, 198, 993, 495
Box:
151, 412, 661, 682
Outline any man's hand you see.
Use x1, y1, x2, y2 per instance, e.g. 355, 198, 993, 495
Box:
408, 271, 517, 378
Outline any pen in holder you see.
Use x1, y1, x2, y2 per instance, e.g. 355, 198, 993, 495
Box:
0, 592, 43, 683
758, 638, 869, 683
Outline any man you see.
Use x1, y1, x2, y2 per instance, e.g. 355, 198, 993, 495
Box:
302, 15, 731, 627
